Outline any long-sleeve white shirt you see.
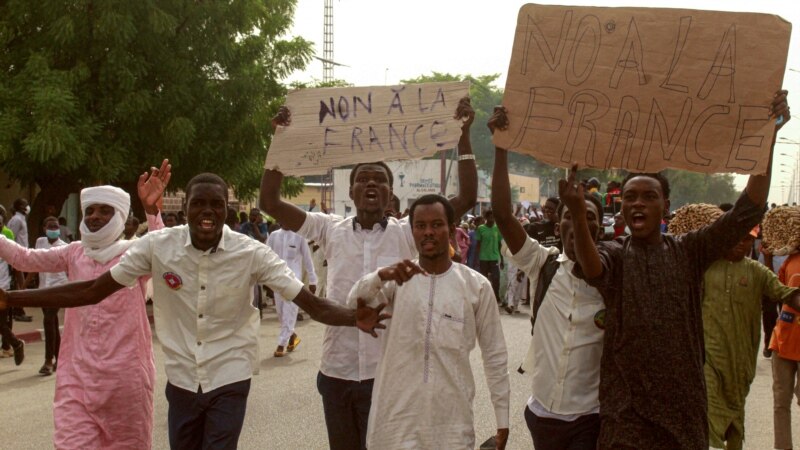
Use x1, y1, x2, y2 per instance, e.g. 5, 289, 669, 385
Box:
266, 229, 317, 301
347, 262, 510, 449
510, 237, 604, 418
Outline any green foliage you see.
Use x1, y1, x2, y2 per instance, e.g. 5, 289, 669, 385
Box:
0, 0, 312, 206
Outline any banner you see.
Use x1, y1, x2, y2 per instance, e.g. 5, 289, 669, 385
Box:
265, 82, 470, 175
493, 4, 791, 174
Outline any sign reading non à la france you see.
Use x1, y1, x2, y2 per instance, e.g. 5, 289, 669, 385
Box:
265, 82, 470, 176
492, 4, 791, 175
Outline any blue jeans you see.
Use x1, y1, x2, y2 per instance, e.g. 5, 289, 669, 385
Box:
524, 405, 599, 450
316, 371, 373, 450
165, 379, 251, 450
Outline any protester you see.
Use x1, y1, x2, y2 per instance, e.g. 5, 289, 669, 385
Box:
769, 250, 800, 450
32, 216, 69, 376
163, 211, 179, 227
239, 207, 268, 243
456, 222, 470, 264
476, 209, 503, 304
347, 194, 509, 450
701, 226, 798, 450
0, 161, 170, 448
267, 224, 317, 357
262, 97, 477, 450
0, 171, 389, 450
124, 216, 140, 240
7, 198, 32, 322
528, 197, 562, 250
558, 89, 794, 450
58, 217, 74, 243
0, 213, 24, 365
490, 107, 605, 449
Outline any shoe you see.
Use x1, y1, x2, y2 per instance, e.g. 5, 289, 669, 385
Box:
503, 305, 514, 315
296, 313, 304, 322
12, 341, 24, 366
39, 362, 54, 376
763, 348, 773, 358
287, 334, 301, 352
13, 314, 32, 323
274, 346, 286, 357
0, 349, 11, 358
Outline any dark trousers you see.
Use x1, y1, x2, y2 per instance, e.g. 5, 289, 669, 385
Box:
524, 405, 600, 450
479, 260, 501, 303
316, 371, 373, 450
0, 309, 19, 351
42, 308, 60, 361
165, 379, 251, 450
762, 296, 781, 346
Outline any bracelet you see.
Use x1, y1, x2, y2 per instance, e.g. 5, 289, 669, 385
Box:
458, 154, 476, 161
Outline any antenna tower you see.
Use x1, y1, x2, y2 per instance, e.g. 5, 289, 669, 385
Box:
323, 0, 334, 82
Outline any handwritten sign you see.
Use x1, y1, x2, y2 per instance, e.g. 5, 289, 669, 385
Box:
493, 4, 791, 175
265, 82, 470, 176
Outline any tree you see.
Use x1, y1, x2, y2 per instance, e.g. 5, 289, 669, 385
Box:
0, 0, 312, 244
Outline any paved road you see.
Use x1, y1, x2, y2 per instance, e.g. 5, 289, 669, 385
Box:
0, 303, 797, 449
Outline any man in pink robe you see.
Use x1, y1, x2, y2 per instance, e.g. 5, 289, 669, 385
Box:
0, 161, 170, 449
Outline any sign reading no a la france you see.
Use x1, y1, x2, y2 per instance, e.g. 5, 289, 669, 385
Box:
265, 82, 470, 176
492, 4, 791, 175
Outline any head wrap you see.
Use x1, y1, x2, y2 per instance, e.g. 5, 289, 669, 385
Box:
79, 186, 134, 263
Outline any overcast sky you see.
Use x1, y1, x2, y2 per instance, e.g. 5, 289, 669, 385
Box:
283, 0, 800, 204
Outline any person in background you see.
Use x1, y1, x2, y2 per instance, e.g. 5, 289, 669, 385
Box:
7, 198, 32, 322
226, 207, 240, 231
613, 213, 627, 238
31, 216, 69, 376
163, 212, 179, 228
124, 216, 140, 240
467, 217, 483, 270
0, 212, 25, 366
476, 209, 503, 304
239, 208, 268, 243
456, 222, 470, 264
528, 197, 562, 250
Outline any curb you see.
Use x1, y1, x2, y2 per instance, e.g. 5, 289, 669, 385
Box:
16, 314, 155, 344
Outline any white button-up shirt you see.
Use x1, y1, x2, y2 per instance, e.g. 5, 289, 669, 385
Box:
298, 212, 415, 381
266, 229, 317, 301
34, 237, 68, 287
110, 224, 304, 392
348, 262, 510, 449
7, 212, 28, 247
509, 237, 605, 417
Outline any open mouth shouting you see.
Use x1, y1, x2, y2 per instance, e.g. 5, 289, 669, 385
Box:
630, 212, 647, 229
364, 189, 379, 204
198, 218, 216, 231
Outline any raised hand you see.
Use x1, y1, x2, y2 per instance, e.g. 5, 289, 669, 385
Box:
356, 298, 391, 338
377, 260, 427, 286
770, 89, 790, 131
138, 159, 171, 215
271, 106, 291, 130
455, 97, 475, 131
558, 164, 587, 217
487, 106, 509, 135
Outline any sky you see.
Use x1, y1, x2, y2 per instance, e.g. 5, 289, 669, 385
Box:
282, 0, 800, 205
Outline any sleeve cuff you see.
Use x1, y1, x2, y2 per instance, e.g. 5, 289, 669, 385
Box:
277, 277, 304, 303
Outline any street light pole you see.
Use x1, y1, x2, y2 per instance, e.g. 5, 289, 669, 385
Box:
777, 138, 800, 204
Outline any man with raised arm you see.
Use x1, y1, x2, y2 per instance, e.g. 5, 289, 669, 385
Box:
346, 194, 509, 450
261, 97, 477, 450
0, 171, 389, 450
490, 107, 605, 450
0, 160, 170, 449
559, 91, 800, 449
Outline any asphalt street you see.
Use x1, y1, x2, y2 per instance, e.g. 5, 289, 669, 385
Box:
0, 303, 797, 449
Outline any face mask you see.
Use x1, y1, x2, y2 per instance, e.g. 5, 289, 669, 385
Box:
24, 206, 31, 214
46, 229, 61, 239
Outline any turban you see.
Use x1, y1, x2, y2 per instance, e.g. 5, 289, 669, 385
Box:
79, 186, 133, 263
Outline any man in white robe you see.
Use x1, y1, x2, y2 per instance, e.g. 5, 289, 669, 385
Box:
347, 194, 510, 450
267, 226, 317, 357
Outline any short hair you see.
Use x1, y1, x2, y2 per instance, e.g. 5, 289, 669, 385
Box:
126, 216, 140, 226
545, 197, 560, 207
409, 194, 455, 227
58, 216, 67, 225
12, 198, 26, 212
622, 172, 671, 199
42, 216, 59, 227
249, 207, 260, 215
349, 162, 394, 188
556, 193, 604, 227
185, 173, 228, 201
718, 203, 734, 212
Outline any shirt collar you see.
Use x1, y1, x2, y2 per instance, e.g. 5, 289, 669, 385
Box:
351, 216, 388, 231
182, 224, 227, 253
556, 252, 573, 264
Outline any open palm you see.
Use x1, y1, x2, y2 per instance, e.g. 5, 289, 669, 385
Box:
138, 159, 171, 214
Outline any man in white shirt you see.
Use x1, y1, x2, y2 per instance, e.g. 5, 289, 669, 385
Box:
490, 107, 606, 450
33, 216, 69, 375
347, 194, 509, 450
0, 172, 390, 450
267, 225, 317, 357
262, 98, 478, 450
7, 198, 32, 322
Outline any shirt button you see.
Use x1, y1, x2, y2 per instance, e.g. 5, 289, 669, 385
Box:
197, 341, 202, 346
199, 314, 204, 319
201, 286, 206, 290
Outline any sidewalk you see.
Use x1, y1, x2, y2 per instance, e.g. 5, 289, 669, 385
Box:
9, 304, 156, 343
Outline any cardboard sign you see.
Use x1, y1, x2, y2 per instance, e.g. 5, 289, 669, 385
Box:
493, 4, 791, 175
265, 82, 470, 175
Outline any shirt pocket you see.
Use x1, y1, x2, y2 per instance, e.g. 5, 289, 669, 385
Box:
209, 284, 253, 320
436, 312, 465, 351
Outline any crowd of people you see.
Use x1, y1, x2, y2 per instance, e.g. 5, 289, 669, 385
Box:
0, 89, 797, 450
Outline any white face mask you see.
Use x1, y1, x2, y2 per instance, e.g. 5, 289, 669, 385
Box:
24, 205, 30, 215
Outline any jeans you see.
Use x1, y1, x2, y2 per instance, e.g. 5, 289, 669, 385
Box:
479, 260, 501, 303
524, 405, 600, 450
165, 379, 251, 450
316, 371, 373, 450
43, 308, 60, 362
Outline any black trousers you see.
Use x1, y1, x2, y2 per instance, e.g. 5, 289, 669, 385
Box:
42, 308, 60, 361
524, 405, 600, 450
316, 371, 373, 450
165, 379, 251, 450
0, 309, 19, 351
762, 296, 781, 347
479, 260, 501, 303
